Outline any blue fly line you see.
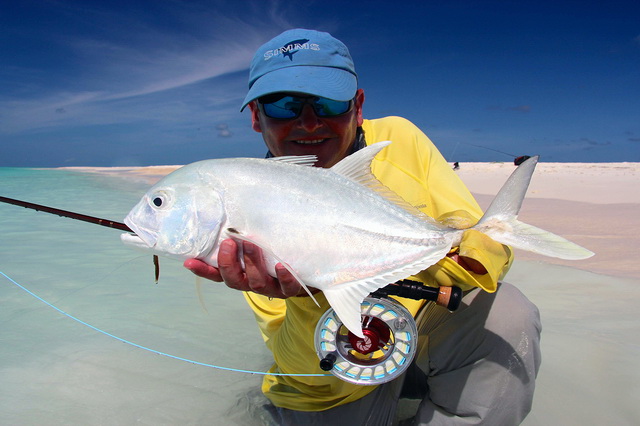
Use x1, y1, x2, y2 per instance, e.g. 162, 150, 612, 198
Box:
0, 270, 330, 377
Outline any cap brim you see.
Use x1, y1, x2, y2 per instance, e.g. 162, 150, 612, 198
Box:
241, 65, 357, 111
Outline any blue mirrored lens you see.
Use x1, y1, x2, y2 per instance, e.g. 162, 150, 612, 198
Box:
263, 97, 302, 119
260, 96, 352, 119
312, 98, 352, 116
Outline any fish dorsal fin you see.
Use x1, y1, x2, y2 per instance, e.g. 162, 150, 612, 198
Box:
330, 140, 391, 181
331, 141, 437, 223
269, 155, 317, 167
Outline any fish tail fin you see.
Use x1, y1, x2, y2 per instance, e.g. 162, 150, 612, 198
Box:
473, 156, 594, 260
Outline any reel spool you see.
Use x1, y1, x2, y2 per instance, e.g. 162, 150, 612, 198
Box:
314, 296, 418, 385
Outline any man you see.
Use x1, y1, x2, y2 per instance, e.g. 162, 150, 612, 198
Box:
185, 29, 541, 425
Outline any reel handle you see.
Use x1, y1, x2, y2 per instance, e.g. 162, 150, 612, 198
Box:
319, 353, 337, 371
372, 280, 462, 311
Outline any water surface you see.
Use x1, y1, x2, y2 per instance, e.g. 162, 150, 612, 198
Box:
0, 168, 271, 425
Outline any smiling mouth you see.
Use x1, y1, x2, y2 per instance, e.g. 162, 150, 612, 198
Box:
293, 139, 326, 145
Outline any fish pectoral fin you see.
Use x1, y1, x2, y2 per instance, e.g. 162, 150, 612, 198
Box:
323, 280, 389, 338
226, 230, 319, 306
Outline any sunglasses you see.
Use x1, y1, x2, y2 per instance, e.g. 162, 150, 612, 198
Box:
258, 94, 353, 120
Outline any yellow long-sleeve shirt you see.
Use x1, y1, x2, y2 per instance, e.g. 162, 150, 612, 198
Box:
243, 116, 513, 411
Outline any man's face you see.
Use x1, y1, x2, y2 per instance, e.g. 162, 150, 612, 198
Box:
248, 89, 365, 168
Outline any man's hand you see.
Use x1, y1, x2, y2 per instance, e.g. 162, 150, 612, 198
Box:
183, 239, 307, 298
447, 252, 488, 275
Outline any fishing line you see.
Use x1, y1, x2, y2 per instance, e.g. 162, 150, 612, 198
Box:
448, 141, 461, 162
457, 142, 518, 159
0, 269, 330, 378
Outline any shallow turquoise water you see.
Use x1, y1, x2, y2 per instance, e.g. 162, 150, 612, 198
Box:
4, 168, 638, 425
0, 168, 271, 424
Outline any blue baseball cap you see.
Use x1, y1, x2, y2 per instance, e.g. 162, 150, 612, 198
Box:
241, 29, 358, 110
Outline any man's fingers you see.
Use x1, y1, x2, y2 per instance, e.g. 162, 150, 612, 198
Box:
242, 241, 273, 293
459, 255, 488, 275
275, 263, 303, 297
217, 239, 249, 290
183, 258, 223, 282
185, 239, 313, 300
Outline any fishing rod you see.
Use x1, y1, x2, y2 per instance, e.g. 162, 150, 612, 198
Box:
0, 196, 324, 377
0, 195, 161, 281
0, 195, 133, 233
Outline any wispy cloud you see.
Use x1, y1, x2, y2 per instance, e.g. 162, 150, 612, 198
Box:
65, 18, 267, 101
578, 137, 612, 147
0, 2, 295, 134
216, 123, 233, 138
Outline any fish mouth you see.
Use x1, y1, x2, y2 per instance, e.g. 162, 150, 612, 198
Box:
122, 218, 158, 249
120, 232, 152, 251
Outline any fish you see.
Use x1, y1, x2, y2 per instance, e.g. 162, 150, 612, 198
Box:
121, 141, 593, 337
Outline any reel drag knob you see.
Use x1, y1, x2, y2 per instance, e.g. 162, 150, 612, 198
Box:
348, 316, 391, 354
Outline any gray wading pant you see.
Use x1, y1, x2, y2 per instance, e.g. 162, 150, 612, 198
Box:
268, 282, 542, 425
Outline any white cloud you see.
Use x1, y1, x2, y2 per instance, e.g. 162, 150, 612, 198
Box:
0, 5, 295, 134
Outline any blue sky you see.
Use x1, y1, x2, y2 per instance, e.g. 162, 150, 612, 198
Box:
1, 0, 639, 166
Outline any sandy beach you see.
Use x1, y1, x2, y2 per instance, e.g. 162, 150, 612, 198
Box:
46, 160, 640, 424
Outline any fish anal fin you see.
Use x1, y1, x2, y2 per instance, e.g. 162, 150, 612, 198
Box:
323, 280, 392, 338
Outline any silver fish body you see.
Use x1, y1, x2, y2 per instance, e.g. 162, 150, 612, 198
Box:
122, 142, 593, 337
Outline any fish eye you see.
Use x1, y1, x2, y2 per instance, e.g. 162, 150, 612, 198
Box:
149, 191, 171, 209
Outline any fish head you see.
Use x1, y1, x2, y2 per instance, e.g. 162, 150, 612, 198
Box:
123, 178, 225, 260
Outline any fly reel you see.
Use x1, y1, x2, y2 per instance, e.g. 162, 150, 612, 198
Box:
314, 280, 462, 385
315, 296, 417, 385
